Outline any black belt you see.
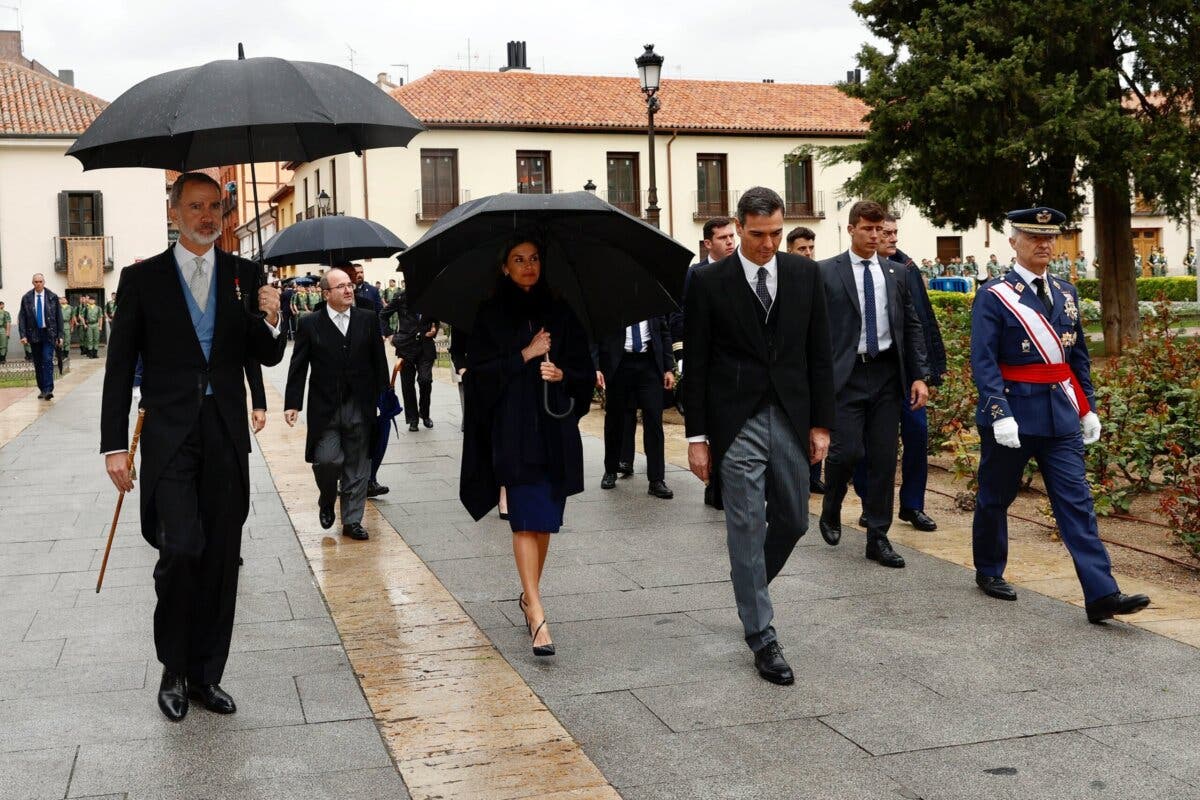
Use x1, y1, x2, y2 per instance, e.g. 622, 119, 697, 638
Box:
855, 347, 894, 363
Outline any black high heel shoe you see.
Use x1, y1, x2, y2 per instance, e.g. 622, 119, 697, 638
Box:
499, 507, 510, 520
529, 619, 556, 657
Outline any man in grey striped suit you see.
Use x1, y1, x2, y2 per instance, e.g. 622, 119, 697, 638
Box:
682, 187, 835, 685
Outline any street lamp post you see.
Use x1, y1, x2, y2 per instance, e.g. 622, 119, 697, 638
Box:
316, 189, 332, 217
636, 44, 664, 229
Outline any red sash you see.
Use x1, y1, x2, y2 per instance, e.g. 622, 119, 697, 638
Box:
999, 363, 1090, 417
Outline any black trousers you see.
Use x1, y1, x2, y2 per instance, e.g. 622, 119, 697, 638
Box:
399, 342, 435, 423
152, 397, 245, 684
604, 353, 665, 482
822, 351, 902, 537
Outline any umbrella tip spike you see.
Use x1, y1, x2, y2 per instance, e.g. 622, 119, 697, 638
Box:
237, 42, 245, 60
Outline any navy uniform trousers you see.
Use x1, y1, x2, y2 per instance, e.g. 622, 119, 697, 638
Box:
973, 426, 1118, 603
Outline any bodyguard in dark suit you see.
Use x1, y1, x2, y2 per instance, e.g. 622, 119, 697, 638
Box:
17, 273, 62, 399
817, 201, 929, 569
971, 207, 1148, 623
386, 289, 439, 430
683, 188, 835, 685
101, 173, 286, 721
284, 268, 389, 541
595, 316, 676, 498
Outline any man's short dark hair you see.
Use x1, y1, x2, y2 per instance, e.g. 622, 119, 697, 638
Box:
786, 226, 816, 246
169, 172, 222, 207
883, 212, 898, 223
735, 187, 784, 225
702, 217, 734, 241
848, 200, 886, 225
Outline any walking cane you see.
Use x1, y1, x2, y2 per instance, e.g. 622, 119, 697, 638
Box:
96, 408, 146, 593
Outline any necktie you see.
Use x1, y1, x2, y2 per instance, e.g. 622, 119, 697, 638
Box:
36, 294, 43, 328
755, 267, 772, 311
1033, 277, 1052, 314
336, 312, 348, 336
188, 256, 208, 313
629, 323, 643, 353
861, 260, 879, 358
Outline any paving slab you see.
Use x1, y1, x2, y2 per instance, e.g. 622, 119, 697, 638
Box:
0, 745, 77, 800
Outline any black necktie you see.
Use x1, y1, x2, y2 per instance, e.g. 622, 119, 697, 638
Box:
1033, 277, 1051, 314
755, 267, 772, 311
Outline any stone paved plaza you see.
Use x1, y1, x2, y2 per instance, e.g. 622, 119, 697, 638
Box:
2, 352, 1200, 799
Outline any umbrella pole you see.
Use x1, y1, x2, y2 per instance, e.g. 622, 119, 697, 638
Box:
542, 352, 575, 420
245, 129, 268, 288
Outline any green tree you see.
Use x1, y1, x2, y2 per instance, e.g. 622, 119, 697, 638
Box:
809, 0, 1200, 356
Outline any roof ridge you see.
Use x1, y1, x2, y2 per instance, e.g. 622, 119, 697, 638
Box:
0, 58, 109, 105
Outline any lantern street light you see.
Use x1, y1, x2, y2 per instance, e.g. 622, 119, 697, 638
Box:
635, 44, 664, 229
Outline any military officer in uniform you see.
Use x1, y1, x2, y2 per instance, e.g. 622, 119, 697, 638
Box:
0, 301, 10, 362
59, 296, 75, 362
971, 206, 1150, 624
83, 295, 104, 358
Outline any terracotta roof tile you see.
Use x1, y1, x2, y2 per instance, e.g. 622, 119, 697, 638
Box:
391, 70, 867, 136
0, 59, 108, 135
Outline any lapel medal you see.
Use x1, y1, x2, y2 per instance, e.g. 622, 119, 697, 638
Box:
1021, 339, 1031, 353
1060, 331, 1076, 348
1063, 294, 1078, 321
234, 276, 242, 302
1014, 282, 1025, 293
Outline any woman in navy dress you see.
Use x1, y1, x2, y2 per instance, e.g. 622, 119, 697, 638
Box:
460, 239, 594, 656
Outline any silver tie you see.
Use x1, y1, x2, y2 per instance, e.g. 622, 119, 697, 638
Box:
337, 312, 348, 336
188, 256, 208, 312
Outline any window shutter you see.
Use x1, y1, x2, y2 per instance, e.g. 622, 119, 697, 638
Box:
57, 192, 70, 236
93, 192, 104, 235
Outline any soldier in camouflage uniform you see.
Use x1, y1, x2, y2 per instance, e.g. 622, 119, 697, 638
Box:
1186, 247, 1197, 277
986, 254, 1002, 278
0, 301, 10, 362
83, 295, 104, 358
59, 296, 75, 361
105, 292, 117, 340
1074, 251, 1088, 281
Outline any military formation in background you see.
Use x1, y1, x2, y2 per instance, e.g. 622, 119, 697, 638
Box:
0, 300, 10, 363
916, 243, 1198, 284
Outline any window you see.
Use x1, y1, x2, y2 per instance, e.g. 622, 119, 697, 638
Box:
67, 192, 100, 236
606, 152, 640, 216
696, 154, 727, 217
784, 158, 814, 217
420, 149, 460, 218
516, 151, 551, 194
936, 236, 962, 265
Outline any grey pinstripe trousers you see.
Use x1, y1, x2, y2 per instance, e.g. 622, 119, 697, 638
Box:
719, 402, 810, 652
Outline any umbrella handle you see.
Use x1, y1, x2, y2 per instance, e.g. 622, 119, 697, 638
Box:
542, 352, 575, 420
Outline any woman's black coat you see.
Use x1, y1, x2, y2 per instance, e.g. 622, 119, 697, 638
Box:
459, 282, 594, 521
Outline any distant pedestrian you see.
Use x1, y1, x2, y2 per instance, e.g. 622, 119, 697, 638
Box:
18, 274, 62, 399
386, 287, 438, 430
0, 301, 10, 362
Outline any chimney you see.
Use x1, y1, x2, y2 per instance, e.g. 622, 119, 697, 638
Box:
500, 41, 530, 72
0, 30, 22, 63
58, 69, 74, 86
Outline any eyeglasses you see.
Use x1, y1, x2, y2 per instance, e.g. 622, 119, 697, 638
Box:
326, 282, 354, 291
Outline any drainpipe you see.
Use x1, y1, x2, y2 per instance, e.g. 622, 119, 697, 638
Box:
665, 130, 679, 237
361, 151, 370, 220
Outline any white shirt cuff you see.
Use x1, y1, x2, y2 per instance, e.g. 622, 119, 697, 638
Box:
686, 435, 708, 443
102, 449, 128, 455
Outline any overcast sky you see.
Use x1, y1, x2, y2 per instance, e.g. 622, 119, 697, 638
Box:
7, 0, 882, 100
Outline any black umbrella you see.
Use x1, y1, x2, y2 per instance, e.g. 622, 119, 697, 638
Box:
398, 191, 692, 338
66, 44, 424, 267
398, 191, 693, 419
261, 215, 406, 266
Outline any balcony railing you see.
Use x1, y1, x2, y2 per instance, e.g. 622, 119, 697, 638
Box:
692, 189, 741, 220
605, 188, 648, 218
782, 190, 825, 219
415, 189, 471, 222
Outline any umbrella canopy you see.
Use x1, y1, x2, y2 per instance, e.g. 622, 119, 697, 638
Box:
398, 191, 693, 338
261, 215, 406, 266
66, 52, 424, 171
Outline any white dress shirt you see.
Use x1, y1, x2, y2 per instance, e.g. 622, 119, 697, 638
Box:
845, 250, 894, 354
327, 303, 351, 336
624, 320, 651, 352
1013, 262, 1055, 308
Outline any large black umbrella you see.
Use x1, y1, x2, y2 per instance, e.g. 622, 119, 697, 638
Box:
66, 44, 424, 265
398, 191, 692, 339
261, 215, 406, 266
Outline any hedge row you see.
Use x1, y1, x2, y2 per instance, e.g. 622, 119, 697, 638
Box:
1075, 276, 1197, 301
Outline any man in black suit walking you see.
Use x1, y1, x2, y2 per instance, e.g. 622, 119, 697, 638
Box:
817, 201, 930, 569
17, 273, 63, 399
285, 268, 389, 541
683, 187, 835, 685
596, 316, 676, 499
101, 172, 286, 722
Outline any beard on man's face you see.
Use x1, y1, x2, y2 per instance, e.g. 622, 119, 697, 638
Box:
178, 220, 221, 246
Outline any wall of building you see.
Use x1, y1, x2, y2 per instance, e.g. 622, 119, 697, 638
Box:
0, 138, 166, 302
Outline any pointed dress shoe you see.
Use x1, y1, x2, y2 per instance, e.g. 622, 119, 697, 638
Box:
366, 480, 389, 498
1086, 591, 1151, 624
976, 574, 1017, 601
753, 642, 795, 685
819, 515, 841, 546
865, 534, 905, 568
648, 480, 674, 499
158, 670, 188, 721
342, 523, 369, 541
408, 421, 419, 432
899, 507, 938, 531
191, 683, 237, 714
600, 472, 617, 490
858, 514, 868, 528
618, 461, 634, 477
318, 502, 335, 530
810, 478, 827, 495
422, 417, 434, 428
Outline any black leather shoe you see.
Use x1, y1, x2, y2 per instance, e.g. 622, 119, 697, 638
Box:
899, 507, 938, 531
342, 523, 369, 541
157, 670, 188, 721
858, 514, 868, 528
703, 482, 719, 508
366, 480, 389, 498
601, 472, 617, 490
318, 502, 335, 530
190, 683, 236, 714
408, 421, 419, 432
422, 417, 434, 429
36, 392, 45, 400
753, 642, 794, 685
1086, 591, 1151, 624
648, 480, 674, 499
976, 574, 1017, 601
43, 393, 53, 400
618, 461, 634, 477
865, 534, 905, 568
809, 479, 827, 495
819, 515, 841, 546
